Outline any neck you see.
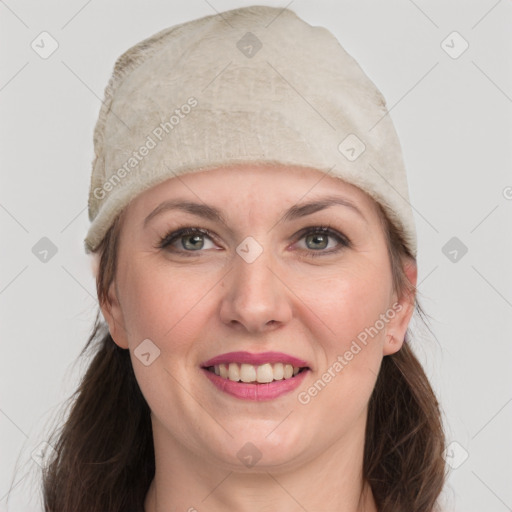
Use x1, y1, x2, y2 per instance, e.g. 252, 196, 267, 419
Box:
144, 414, 378, 512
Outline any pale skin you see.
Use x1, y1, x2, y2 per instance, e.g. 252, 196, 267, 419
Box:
99, 163, 417, 512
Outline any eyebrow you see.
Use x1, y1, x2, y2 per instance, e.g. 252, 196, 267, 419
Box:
143, 200, 227, 228
143, 194, 367, 228
281, 195, 367, 223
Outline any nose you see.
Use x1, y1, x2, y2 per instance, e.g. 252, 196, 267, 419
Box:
219, 245, 293, 333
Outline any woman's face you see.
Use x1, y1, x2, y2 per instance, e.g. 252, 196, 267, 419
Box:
102, 163, 416, 471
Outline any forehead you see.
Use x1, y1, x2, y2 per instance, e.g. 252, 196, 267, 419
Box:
124, 163, 380, 219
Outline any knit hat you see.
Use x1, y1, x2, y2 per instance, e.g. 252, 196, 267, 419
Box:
84, 5, 417, 257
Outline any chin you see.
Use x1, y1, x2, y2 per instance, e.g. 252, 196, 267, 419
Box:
207, 425, 309, 471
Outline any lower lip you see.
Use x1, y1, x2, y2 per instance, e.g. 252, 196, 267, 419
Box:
201, 368, 309, 401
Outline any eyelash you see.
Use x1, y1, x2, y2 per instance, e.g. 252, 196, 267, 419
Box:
155, 225, 351, 258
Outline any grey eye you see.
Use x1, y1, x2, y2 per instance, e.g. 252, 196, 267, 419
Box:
305, 233, 330, 250
181, 234, 206, 250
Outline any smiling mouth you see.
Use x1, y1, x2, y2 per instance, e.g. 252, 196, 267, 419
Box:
203, 362, 309, 384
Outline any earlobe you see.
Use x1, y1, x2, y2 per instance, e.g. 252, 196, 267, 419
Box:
99, 281, 129, 349
383, 333, 403, 356
383, 259, 417, 356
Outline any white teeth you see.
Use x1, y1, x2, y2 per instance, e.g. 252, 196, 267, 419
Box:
219, 363, 228, 378
228, 362, 240, 381
273, 362, 284, 380
240, 363, 257, 383
211, 362, 304, 383
256, 363, 274, 383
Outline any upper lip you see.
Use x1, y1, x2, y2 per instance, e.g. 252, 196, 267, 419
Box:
201, 351, 310, 368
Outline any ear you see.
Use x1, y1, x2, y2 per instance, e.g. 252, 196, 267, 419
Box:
99, 280, 130, 350
383, 258, 418, 356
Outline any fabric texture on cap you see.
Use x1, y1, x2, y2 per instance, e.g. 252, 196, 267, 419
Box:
85, 5, 417, 256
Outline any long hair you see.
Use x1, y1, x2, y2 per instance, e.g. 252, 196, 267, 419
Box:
40, 204, 446, 512
42, 213, 154, 512
363, 204, 447, 511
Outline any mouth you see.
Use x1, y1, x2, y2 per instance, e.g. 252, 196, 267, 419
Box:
203, 362, 310, 384
200, 351, 311, 400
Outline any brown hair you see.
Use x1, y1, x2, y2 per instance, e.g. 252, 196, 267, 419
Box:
39, 204, 446, 512
365, 204, 447, 511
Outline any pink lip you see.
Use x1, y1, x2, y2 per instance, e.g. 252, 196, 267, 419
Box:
202, 367, 310, 401
201, 351, 310, 368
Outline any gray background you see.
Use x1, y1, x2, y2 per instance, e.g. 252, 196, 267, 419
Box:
1, 1, 511, 510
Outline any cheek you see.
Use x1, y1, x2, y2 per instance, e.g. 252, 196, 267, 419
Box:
297, 263, 392, 405
118, 259, 221, 369
301, 261, 392, 346
119, 262, 214, 411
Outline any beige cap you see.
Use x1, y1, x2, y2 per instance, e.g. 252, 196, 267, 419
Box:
85, 5, 416, 256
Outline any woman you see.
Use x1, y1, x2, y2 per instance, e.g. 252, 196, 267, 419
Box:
42, 5, 446, 511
